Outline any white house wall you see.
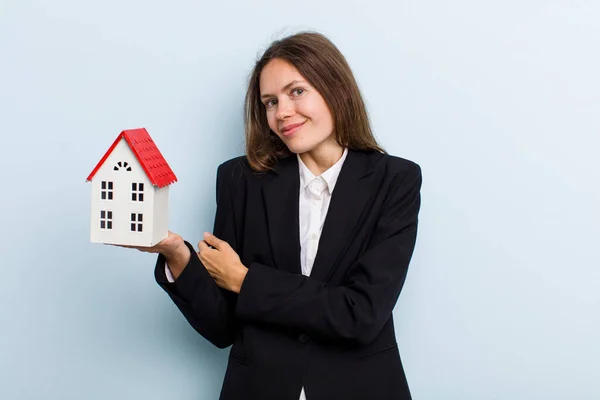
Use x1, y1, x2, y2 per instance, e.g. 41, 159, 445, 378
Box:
152, 186, 169, 246
90, 138, 156, 246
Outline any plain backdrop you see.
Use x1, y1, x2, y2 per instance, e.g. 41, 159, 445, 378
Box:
1, 1, 598, 399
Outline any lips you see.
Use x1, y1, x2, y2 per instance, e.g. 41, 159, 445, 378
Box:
281, 122, 305, 136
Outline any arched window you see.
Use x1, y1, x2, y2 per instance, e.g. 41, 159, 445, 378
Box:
114, 161, 132, 171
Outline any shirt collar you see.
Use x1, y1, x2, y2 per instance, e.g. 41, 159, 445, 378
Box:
298, 147, 348, 195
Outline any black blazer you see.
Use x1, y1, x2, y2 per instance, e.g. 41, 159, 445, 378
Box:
155, 149, 422, 400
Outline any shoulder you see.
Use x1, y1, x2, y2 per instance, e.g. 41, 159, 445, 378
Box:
360, 151, 422, 208
356, 150, 421, 182
380, 152, 420, 175
215, 155, 272, 188
216, 155, 250, 178
215, 150, 421, 184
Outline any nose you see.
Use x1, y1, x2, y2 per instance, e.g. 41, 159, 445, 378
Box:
275, 97, 294, 120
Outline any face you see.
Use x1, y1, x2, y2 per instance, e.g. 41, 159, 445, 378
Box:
259, 58, 335, 154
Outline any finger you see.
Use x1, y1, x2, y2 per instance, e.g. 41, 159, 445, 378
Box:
198, 240, 216, 254
197, 247, 214, 265
197, 251, 206, 266
198, 240, 209, 251
203, 232, 225, 249
109, 244, 146, 251
203, 266, 215, 277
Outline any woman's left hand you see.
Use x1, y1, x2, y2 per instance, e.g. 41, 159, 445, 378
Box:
198, 232, 248, 293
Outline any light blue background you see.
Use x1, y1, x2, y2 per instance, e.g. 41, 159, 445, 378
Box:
1, 1, 598, 399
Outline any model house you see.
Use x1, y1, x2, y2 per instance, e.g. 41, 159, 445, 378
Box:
86, 128, 177, 246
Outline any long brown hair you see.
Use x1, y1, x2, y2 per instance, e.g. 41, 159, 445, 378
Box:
244, 31, 386, 172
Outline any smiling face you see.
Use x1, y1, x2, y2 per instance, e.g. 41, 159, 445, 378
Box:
259, 58, 336, 155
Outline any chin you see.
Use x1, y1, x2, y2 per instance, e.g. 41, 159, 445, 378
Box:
284, 142, 316, 155
280, 129, 333, 155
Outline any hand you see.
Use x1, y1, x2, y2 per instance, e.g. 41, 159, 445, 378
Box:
110, 231, 191, 279
110, 230, 185, 258
198, 232, 248, 293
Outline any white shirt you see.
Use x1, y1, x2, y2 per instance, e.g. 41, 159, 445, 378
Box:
166, 148, 349, 400
296, 147, 348, 399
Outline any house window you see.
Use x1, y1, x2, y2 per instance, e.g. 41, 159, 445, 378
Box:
100, 210, 113, 229
131, 183, 144, 201
114, 161, 132, 171
131, 213, 143, 232
101, 181, 113, 200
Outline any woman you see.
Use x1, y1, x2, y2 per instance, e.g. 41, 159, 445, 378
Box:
138, 31, 421, 399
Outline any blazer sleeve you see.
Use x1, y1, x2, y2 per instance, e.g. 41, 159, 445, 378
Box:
235, 163, 422, 346
154, 162, 238, 349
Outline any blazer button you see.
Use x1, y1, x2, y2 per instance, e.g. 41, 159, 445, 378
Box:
298, 333, 310, 344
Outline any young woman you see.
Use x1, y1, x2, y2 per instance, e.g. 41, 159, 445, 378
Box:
135, 31, 421, 400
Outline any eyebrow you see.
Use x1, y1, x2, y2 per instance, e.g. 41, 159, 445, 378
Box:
260, 80, 306, 100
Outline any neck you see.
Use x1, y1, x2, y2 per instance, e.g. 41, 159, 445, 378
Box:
299, 141, 345, 176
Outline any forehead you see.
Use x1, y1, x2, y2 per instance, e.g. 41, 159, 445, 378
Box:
259, 58, 306, 93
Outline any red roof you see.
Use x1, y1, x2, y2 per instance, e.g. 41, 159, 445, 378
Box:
86, 128, 178, 188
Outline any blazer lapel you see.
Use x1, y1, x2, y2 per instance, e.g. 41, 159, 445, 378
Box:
262, 150, 377, 280
262, 155, 302, 275
310, 150, 376, 282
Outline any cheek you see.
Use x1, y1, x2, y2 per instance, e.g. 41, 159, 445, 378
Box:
302, 98, 332, 124
309, 108, 333, 132
266, 111, 278, 132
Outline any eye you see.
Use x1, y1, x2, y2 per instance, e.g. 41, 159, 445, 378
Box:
264, 98, 277, 109
291, 88, 305, 96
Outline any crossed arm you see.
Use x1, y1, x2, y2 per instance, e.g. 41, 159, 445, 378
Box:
155, 163, 422, 348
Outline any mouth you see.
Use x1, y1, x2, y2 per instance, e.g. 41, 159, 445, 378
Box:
281, 122, 305, 137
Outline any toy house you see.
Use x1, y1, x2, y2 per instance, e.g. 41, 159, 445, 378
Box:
86, 128, 177, 246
